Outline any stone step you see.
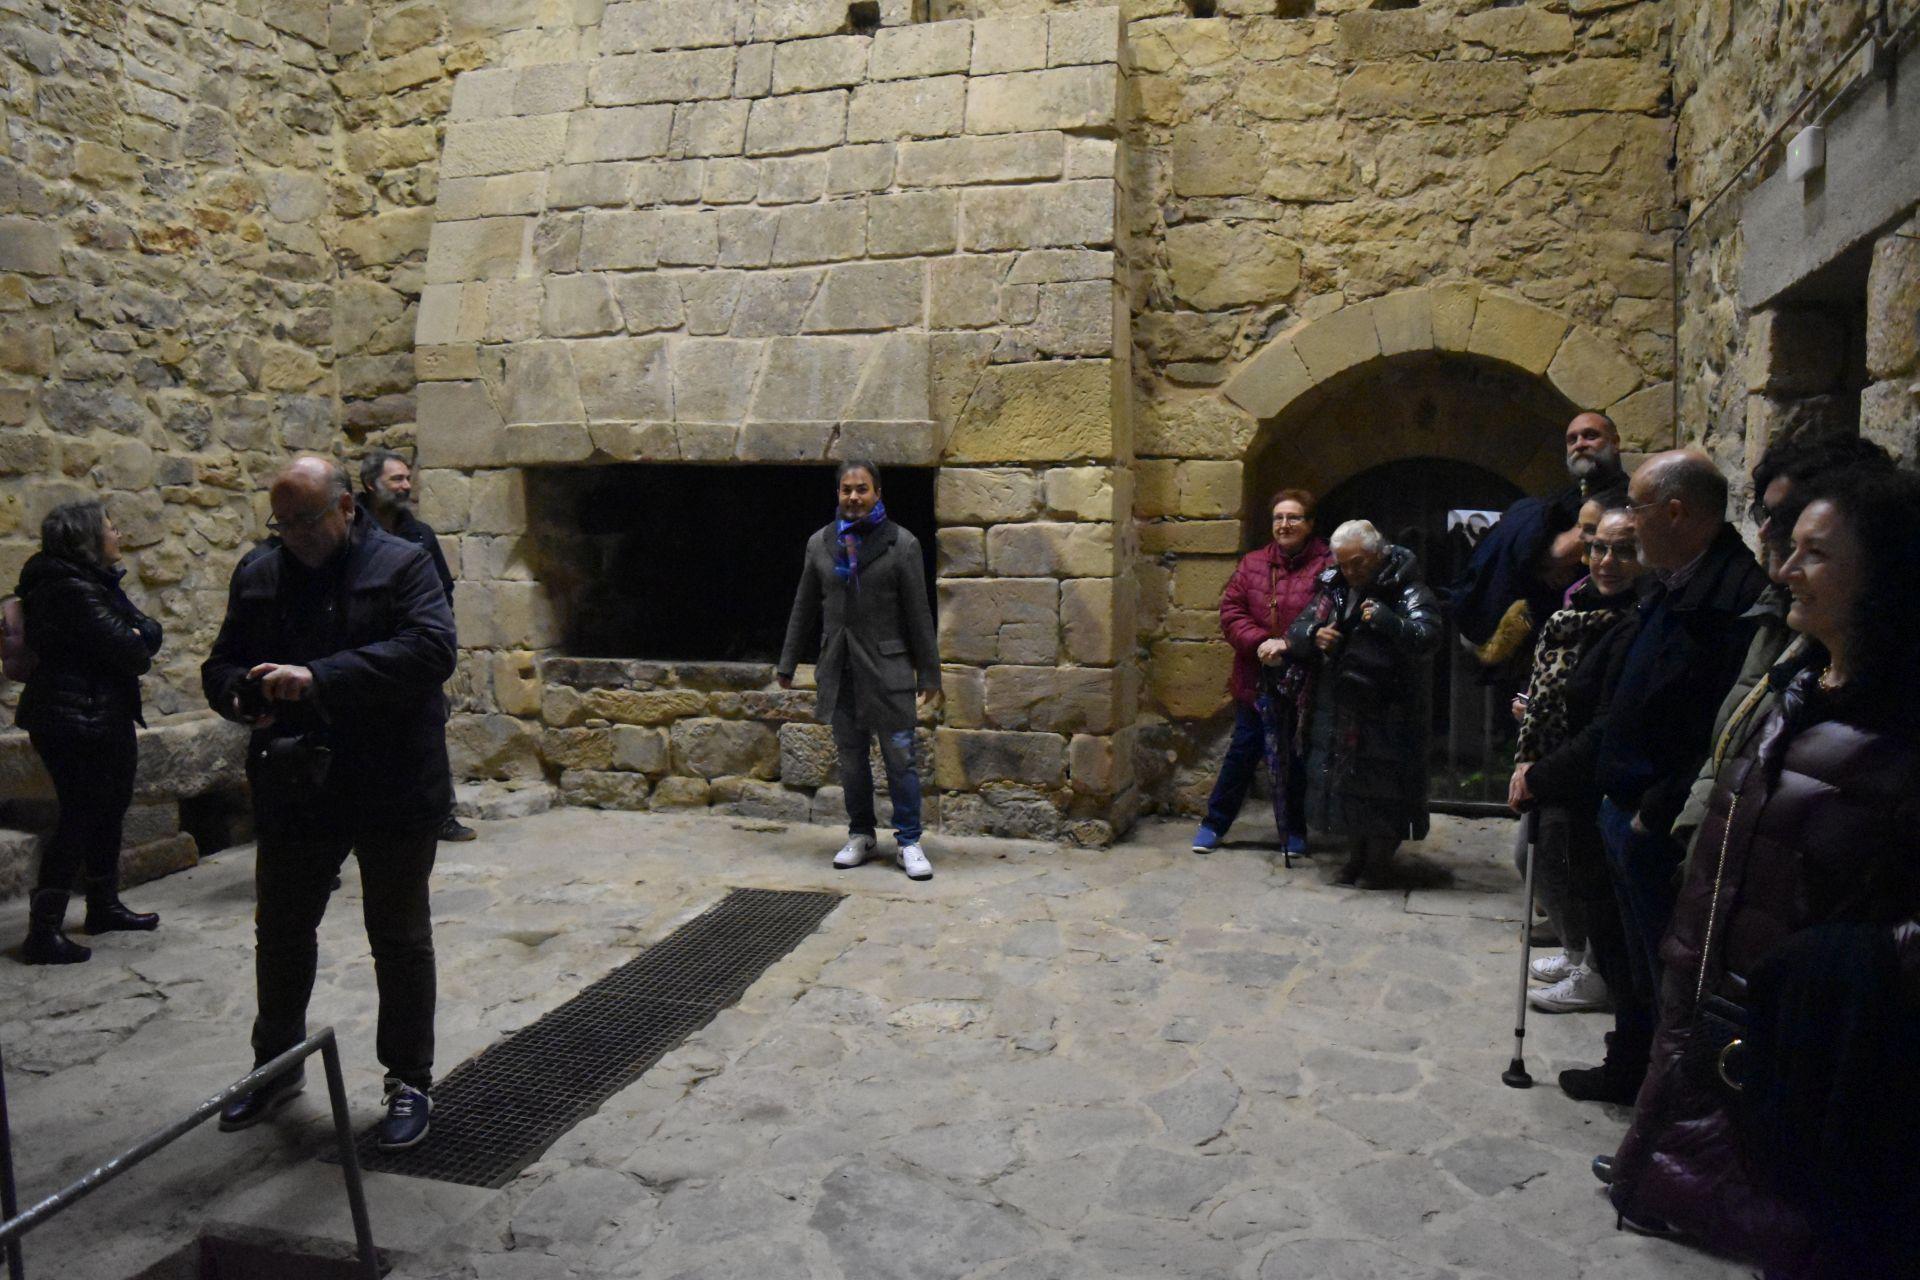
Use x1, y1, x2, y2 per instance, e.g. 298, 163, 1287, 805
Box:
0, 825, 42, 899
455, 780, 560, 821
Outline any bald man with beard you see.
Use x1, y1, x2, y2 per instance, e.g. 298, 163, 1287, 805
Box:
202, 454, 457, 1151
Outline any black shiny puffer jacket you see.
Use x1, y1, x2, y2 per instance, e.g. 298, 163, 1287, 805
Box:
13, 552, 162, 738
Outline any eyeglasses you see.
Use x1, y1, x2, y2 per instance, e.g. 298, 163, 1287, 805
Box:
265, 506, 334, 535
1589, 539, 1638, 562
1272, 514, 1309, 525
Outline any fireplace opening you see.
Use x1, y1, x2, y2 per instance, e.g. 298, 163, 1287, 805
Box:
526, 463, 936, 663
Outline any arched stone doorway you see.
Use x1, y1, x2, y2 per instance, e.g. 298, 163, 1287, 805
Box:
1218, 284, 1651, 807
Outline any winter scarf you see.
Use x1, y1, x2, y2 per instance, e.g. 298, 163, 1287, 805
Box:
834, 500, 888, 586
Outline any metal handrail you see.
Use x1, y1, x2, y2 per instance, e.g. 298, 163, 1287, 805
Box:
0, 1029, 379, 1280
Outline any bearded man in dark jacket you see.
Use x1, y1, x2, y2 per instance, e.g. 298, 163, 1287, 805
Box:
202, 455, 456, 1152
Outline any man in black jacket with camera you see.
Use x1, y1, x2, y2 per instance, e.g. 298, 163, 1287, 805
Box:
202, 455, 457, 1151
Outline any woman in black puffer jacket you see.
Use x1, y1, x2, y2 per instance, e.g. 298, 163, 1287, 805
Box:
13, 501, 163, 964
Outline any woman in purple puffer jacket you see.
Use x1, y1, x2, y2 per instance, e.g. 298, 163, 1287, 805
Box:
1191, 489, 1330, 859
1606, 466, 1920, 1279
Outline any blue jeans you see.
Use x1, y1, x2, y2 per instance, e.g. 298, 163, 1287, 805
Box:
1598, 795, 1680, 1064
833, 717, 923, 845
1203, 701, 1305, 839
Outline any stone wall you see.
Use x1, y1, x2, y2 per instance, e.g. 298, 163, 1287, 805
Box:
417, 2, 1138, 844
1671, 2, 1920, 483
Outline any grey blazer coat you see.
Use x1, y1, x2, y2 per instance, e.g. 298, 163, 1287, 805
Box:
778, 520, 939, 732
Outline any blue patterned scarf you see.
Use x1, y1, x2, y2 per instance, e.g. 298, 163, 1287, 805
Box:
834, 500, 888, 586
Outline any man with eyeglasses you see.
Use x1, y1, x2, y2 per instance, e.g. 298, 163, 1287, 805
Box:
202, 454, 456, 1152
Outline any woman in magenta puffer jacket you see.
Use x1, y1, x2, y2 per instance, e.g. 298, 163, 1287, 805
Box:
1192, 489, 1331, 858
1606, 466, 1920, 1279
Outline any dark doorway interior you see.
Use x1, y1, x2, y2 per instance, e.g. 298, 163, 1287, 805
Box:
1317, 457, 1526, 809
525, 463, 936, 663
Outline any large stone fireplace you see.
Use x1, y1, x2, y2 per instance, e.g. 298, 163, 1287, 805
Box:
413, 2, 1138, 843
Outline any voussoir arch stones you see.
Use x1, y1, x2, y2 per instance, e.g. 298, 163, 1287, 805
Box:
1220, 282, 1673, 449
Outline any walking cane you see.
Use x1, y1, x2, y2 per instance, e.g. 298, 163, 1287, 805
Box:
1502, 813, 1537, 1088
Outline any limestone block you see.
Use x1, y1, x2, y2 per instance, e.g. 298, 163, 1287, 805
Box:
1868, 224, 1920, 379
578, 211, 656, 272
1049, 8, 1121, 67
845, 333, 933, 422
961, 181, 1112, 252
560, 769, 653, 810
469, 470, 528, 535
1170, 123, 1260, 197
567, 105, 676, 163
730, 269, 822, 337
651, 776, 711, 808
1176, 461, 1240, 519
541, 275, 622, 338
1166, 222, 1302, 311
573, 336, 673, 422
1148, 640, 1230, 720
673, 338, 764, 422
592, 49, 737, 106
986, 521, 1115, 577
746, 90, 847, 157
770, 200, 867, 265
501, 342, 580, 425
1334, 10, 1447, 59
1140, 521, 1241, 555
933, 729, 1066, 789
704, 158, 761, 204
937, 468, 1039, 524
973, 15, 1047, 75
608, 276, 680, 335
1170, 557, 1236, 611
1339, 62, 1530, 120
1372, 287, 1434, 358
938, 527, 986, 576
829, 143, 896, 194
928, 255, 1009, 329
1609, 381, 1674, 451
744, 336, 867, 421
965, 66, 1116, 135
417, 381, 505, 468
1061, 576, 1124, 665
940, 665, 987, 728
1429, 281, 1480, 352
1238, 65, 1339, 121
683, 271, 744, 333
671, 717, 778, 779
671, 101, 752, 158
1861, 379, 1920, 465
425, 218, 529, 285
739, 422, 833, 460
1221, 340, 1311, 421
1133, 458, 1178, 517
441, 115, 568, 179
121, 833, 198, 887
1467, 292, 1567, 376
1547, 327, 1643, 412
492, 650, 542, 717
946, 360, 1115, 463
986, 665, 1116, 733
1533, 60, 1664, 114
654, 209, 723, 266
847, 77, 967, 144
802, 260, 923, 332
773, 36, 871, 93
755, 157, 824, 205
451, 65, 588, 120
1042, 467, 1115, 521
1460, 8, 1574, 54
608, 725, 669, 773
543, 726, 616, 771
937, 577, 1059, 664
868, 191, 958, 258
753, 0, 845, 41
448, 713, 542, 780
1745, 308, 1846, 396
549, 162, 636, 210
1069, 731, 1134, 796
604, 0, 743, 51
0, 219, 60, 275
1290, 301, 1380, 383
584, 688, 709, 726
434, 174, 550, 223
591, 423, 681, 460
777, 721, 837, 787
896, 132, 1064, 187
416, 470, 471, 535
870, 23, 972, 81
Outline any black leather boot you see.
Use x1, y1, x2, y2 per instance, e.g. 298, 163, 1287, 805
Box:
84, 878, 159, 933
21, 890, 91, 965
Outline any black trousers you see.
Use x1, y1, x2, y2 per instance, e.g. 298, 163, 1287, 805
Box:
251, 823, 438, 1091
29, 725, 137, 897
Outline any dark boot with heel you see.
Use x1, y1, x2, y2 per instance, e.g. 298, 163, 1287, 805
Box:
21, 890, 91, 965
83, 877, 158, 934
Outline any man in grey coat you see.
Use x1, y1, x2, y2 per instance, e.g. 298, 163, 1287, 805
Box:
779, 461, 942, 879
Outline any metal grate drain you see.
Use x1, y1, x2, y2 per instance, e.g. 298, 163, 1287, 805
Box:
331, 887, 843, 1188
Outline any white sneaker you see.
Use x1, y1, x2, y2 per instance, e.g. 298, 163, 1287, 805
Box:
833, 835, 876, 869
896, 842, 932, 881
1530, 951, 1576, 983
1528, 964, 1610, 1013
